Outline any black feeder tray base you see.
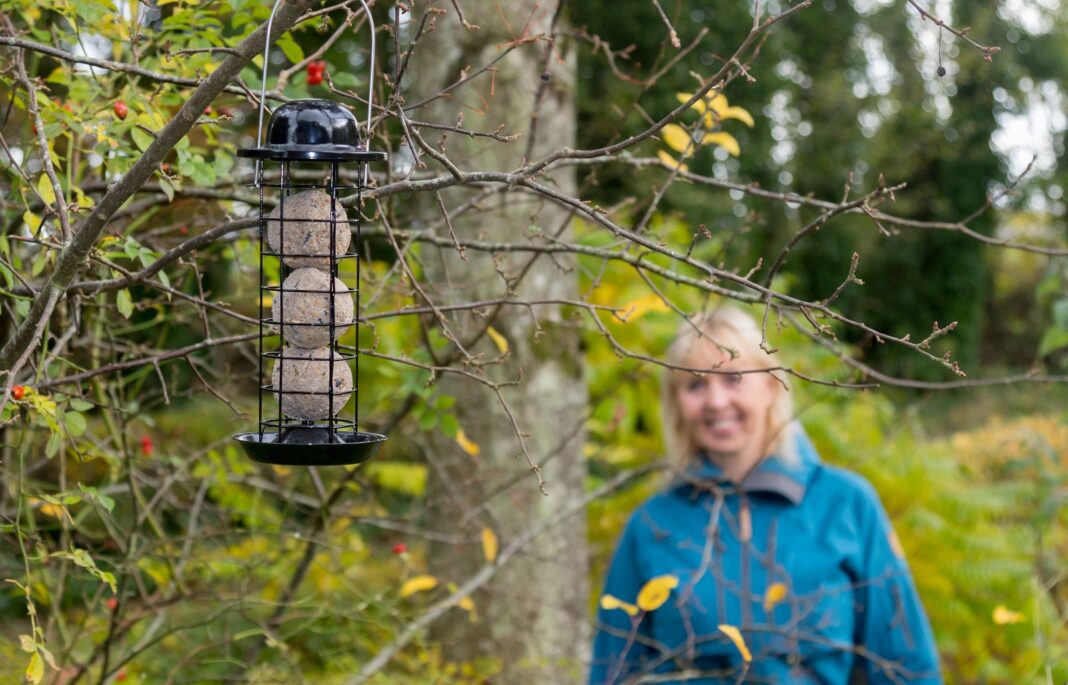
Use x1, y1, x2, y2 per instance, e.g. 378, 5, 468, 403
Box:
234, 429, 386, 466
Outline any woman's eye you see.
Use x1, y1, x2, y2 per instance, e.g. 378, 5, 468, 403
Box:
727, 373, 743, 385
686, 378, 705, 392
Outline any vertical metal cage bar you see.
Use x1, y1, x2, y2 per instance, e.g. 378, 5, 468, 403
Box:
354, 162, 364, 431
327, 162, 339, 438
275, 162, 288, 432
256, 161, 265, 437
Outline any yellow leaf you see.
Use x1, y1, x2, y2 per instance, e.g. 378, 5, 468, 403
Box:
662, 124, 693, 154
38, 503, 66, 520
704, 93, 729, 116
723, 105, 755, 127
25, 651, 44, 684
599, 594, 639, 617
481, 527, 498, 563
676, 91, 729, 116
636, 575, 679, 612
486, 326, 508, 355
37, 175, 56, 206
676, 91, 706, 114
617, 294, 670, 322
458, 595, 475, 613
763, 583, 788, 612
717, 624, 752, 662
705, 106, 755, 129
702, 131, 741, 157
992, 605, 1025, 625
455, 429, 480, 458
656, 150, 689, 173
23, 211, 42, 233
400, 575, 438, 598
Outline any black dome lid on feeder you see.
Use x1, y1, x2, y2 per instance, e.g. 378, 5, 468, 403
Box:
238, 100, 388, 162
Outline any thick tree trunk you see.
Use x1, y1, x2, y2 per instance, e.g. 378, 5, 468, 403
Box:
410, 1, 589, 681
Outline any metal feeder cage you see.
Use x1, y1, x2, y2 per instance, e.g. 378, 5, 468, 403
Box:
233, 0, 387, 466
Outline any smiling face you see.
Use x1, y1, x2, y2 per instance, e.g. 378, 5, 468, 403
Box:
674, 340, 779, 476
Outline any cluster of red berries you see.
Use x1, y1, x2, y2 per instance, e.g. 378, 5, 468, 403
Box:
306, 61, 327, 86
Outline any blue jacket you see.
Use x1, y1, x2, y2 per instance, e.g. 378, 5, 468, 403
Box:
590, 429, 941, 684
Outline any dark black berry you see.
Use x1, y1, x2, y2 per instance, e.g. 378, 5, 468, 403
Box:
540, 70, 551, 82
936, 65, 946, 77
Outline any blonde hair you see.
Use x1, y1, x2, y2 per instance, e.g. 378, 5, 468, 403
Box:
660, 304, 796, 468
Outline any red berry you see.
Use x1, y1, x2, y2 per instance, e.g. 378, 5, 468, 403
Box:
203, 105, 213, 115
114, 101, 128, 120
307, 60, 327, 86
178, 226, 189, 235
392, 542, 408, 555
11, 385, 25, 400
116, 671, 127, 682
140, 435, 154, 457
106, 597, 119, 611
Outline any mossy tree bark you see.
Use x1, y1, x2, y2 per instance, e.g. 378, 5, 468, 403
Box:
408, 1, 589, 680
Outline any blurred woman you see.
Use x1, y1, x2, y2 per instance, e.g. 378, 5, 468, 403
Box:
589, 306, 941, 684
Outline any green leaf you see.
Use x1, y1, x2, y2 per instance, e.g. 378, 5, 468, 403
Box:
439, 413, 459, 438
116, 289, 133, 319
158, 177, 175, 203
1038, 328, 1068, 358
64, 411, 87, 437
68, 398, 94, 411
38, 646, 57, 671
78, 484, 115, 513
417, 409, 437, 430
364, 461, 428, 497
55, 548, 118, 592
18, 634, 35, 653
45, 431, 62, 458
31, 248, 49, 277
131, 127, 154, 152
123, 237, 141, 260
276, 33, 304, 64
0, 262, 13, 289
1052, 299, 1068, 330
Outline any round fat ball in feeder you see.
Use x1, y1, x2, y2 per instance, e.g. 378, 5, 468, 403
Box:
266, 189, 351, 268
272, 268, 354, 348
271, 346, 353, 420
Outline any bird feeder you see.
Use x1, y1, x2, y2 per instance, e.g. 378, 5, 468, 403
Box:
233, 0, 387, 466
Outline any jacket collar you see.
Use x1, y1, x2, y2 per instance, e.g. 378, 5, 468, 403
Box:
670, 424, 821, 505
